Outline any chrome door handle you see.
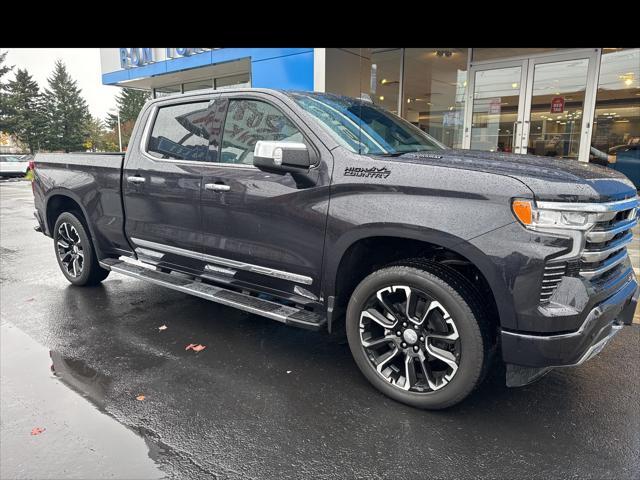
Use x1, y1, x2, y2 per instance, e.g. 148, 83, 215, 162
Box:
127, 176, 145, 184
204, 183, 230, 192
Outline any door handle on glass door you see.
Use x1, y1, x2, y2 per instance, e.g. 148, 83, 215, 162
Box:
204, 183, 230, 192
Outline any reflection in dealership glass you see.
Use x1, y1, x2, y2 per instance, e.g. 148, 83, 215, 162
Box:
148, 101, 219, 162
288, 92, 445, 156
220, 99, 304, 165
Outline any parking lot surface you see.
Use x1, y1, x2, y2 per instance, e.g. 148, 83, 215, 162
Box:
1, 180, 639, 479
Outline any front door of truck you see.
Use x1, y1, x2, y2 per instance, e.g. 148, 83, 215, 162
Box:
123, 95, 222, 274
199, 93, 332, 300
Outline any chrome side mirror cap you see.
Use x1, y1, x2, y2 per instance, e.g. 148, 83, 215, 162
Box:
253, 141, 310, 172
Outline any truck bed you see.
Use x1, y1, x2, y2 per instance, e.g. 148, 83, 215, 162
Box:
33, 152, 132, 258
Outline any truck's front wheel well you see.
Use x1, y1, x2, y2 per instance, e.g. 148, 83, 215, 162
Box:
332, 237, 499, 336
46, 195, 85, 234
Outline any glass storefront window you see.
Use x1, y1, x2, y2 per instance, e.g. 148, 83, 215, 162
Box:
402, 48, 468, 148
183, 79, 214, 92
590, 48, 640, 167
369, 49, 402, 114
215, 73, 251, 90
154, 85, 181, 98
472, 48, 561, 62
527, 58, 589, 159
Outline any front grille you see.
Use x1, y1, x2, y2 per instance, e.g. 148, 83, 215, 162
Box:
537, 197, 638, 304
580, 204, 637, 281
540, 262, 567, 302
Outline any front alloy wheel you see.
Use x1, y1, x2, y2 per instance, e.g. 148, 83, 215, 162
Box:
359, 285, 460, 393
346, 264, 490, 409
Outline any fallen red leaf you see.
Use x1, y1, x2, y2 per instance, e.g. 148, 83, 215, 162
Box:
185, 343, 206, 352
31, 427, 46, 436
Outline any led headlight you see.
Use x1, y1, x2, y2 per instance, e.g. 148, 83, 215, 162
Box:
511, 199, 600, 231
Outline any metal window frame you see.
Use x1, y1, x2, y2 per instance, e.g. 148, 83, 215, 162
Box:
462, 48, 601, 162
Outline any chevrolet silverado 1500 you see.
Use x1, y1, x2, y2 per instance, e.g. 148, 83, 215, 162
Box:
32, 89, 639, 409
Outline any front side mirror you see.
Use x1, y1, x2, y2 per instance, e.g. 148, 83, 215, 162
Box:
253, 141, 311, 173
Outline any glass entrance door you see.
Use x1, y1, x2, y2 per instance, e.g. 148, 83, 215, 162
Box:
465, 61, 527, 154
464, 49, 599, 162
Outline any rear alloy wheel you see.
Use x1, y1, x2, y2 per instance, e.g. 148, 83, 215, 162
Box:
56, 222, 84, 278
346, 264, 489, 409
53, 212, 110, 286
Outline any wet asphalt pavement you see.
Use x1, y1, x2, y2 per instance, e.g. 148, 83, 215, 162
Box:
1, 180, 639, 480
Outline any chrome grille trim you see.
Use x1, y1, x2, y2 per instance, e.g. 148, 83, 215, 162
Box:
540, 263, 566, 302
536, 197, 639, 213
586, 218, 637, 242
579, 250, 629, 280
581, 231, 634, 262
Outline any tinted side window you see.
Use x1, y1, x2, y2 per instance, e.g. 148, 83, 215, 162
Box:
147, 101, 221, 162
220, 99, 304, 165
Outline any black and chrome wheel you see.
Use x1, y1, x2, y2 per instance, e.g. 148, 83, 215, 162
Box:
346, 263, 491, 409
53, 212, 110, 286
56, 222, 84, 278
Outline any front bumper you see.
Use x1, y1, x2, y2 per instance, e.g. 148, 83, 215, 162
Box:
503, 274, 638, 386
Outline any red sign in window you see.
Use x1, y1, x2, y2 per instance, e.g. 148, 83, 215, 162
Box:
550, 97, 565, 114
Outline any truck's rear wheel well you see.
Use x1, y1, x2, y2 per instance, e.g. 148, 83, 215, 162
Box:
46, 195, 85, 233
333, 237, 499, 334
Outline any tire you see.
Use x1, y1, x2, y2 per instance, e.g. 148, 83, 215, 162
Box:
346, 262, 492, 409
53, 212, 110, 286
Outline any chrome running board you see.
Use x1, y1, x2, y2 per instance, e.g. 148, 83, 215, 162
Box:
99, 258, 326, 331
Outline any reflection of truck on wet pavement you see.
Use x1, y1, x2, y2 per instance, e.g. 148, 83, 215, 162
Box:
32, 88, 639, 409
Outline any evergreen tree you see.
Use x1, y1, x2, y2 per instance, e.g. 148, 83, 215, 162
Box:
106, 88, 151, 128
5, 69, 45, 153
105, 88, 150, 148
41, 60, 91, 152
0, 51, 14, 133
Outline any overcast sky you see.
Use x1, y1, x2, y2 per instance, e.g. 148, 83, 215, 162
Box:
4, 48, 118, 120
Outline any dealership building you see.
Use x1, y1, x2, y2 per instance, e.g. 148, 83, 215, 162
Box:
100, 48, 639, 164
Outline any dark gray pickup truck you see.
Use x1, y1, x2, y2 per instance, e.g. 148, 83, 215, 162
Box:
32, 89, 639, 409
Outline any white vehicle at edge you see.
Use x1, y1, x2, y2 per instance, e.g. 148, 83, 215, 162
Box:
0, 155, 31, 177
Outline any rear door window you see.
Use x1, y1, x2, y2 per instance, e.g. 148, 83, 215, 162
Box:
147, 101, 222, 162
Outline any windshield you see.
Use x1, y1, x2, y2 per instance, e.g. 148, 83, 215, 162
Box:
288, 92, 446, 155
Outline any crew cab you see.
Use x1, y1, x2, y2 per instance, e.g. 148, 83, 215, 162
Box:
32, 89, 639, 409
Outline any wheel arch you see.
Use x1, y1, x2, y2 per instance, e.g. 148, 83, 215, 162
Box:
323, 224, 514, 332
45, 189, 103, 258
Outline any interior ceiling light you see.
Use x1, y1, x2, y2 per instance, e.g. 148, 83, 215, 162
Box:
435, 50, 453, 57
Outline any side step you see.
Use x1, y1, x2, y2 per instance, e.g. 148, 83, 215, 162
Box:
100, 258, 326, 331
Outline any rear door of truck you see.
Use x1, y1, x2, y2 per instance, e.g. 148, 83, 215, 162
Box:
122, 94, 221, 275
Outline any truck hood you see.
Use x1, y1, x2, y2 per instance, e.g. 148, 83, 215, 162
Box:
378, 149, 637, 203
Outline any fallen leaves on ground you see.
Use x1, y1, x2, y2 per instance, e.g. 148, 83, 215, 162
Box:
136, 395, 145, 401
158, 325, 167, 331
185, 343, 206, 352
30, 427, 46, 436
